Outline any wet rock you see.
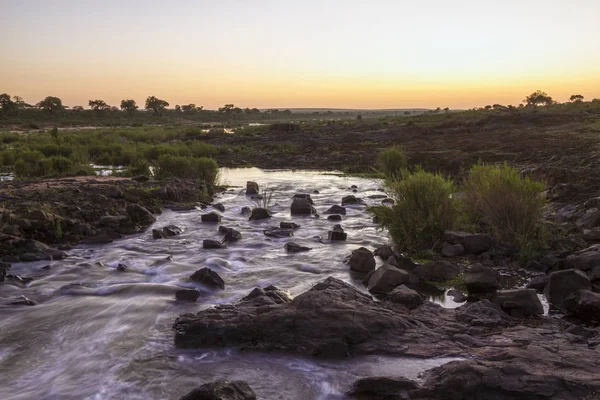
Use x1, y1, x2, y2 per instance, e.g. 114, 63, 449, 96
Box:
240, 206, 251, 215
116, 263, 128, 271
280, 222, 300, 229
381, 198, 394, 205
327, 214, 342, 221
324, 205, 346, 215
10, 295, 36, 306
544, 269, 591, 311
368, 264, 410, 294
284, 242, 311, 253
125, 204, 156, 226
341, 195, 365, 206
82, 234, 115, 244
180, 380, 256, 400
526, 275, 549, 292
213, 203, 225, 212
203, 239, 226, 249
456, 299, 515, 329
245, 181, 259, 196
219, 226, 242, 243
576, 208, 600, 229
442, 231, 494, 254
248, 207, 271, 221
201, 212, 221, 223
413, 260, 460, 282
263, 228, 293, 238
290, 197, 314, 215
464, 264, 499, 295
441, 242, 465, 257
0, 235, 66, 262
328, 224, 347, 241
494, 289, 544, 317
131, 175, 149, 182
565, 289, 600, 323
348, 376, 418, 399
373, 245, 394, 260
176, 289, 201, 302
385, 285, 423, 309
190, 267, 225, 290
155, 185, 179, 202
0, 262, 9, 282
348, 247, 376, 274
241, 285, 291, 305
447, 289, 467, 303
152, 229, 166, 239
163, 225, 183, 237
292, 193, 314, 204
6, 274, 33, 284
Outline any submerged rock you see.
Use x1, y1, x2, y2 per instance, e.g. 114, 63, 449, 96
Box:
201, 212, 221, 223
284, 242, 311, 253
180, 380, 256, 400
328, 224, 347, 241
280, 222, 300, 229
341, 195, 365, 206
175, 289, 201, 302
348, 247, 376, 274
324, 205, 346, 215
248, 208, 271, 221
203, 239, 225, 249
263, 227, 293, 238
190, 267, 225, 290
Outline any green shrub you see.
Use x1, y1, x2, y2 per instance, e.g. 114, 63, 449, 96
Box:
464, 163, 546, 252
155, 155, 218, 186
50, 156, 73, 175
373, 167, 459, 253
377, 146, 408, 179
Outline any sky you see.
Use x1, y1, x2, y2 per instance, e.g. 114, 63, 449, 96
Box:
1, 0, 599, 109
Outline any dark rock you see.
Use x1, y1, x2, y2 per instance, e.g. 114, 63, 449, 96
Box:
523, 260, 550, 274
385, 285, 423, 309
155, 185, 180, 201
565, 289, 600, 322
131, 175, 149, 182
441, 242, 465, 257
245, 181, 259, 196
153, 229, 164, 240
582, 227, 600, 241
240, 206, 251, 215
447, 289, 467, 303
203, 239, 226, 249
327, 214, 342, 221
292, 194, 314, 204
350, 185, 358, 189
219, 226, 242, 243
341, 195, 365, 206
6, 274, 33, 284
545, 269, 591, 311
313, 190, 320, 194
10, 295, 36, 306
540, 254, 561, 269
263, 228, 293, 238
284, 242, 311, 253
290, 197, 314, 215
348, 247, 376, 274
176, 289, 201, 302
0, 236, 66, 262
125, 204, 156, 226
82, 234, 115, 244
368, 265, 410, 294
494, 289, 544, 317
413, 260, 460, 282
564, 248, 600, 271
201, 212, 221, 223
116, 263, 128, 271
190, 267, 225, 289
163, 225, 183, 237
324, 205, 346, 215
241, 285, 291, 305
381, 198, 394, 205
213, 203, 225, 212
465, 264, 499, 295
576, 208, 600, 229
456, 299, 515, 329
328, 224, 347, 241
348, 376, 418, 399
248, 208, 271, 221
526, 275, 549, 292
180, 380, 256, 400
280, 222, 300, 229
0, 263, 9, 282
442, 231, 494, 254
373, 245, 394, 260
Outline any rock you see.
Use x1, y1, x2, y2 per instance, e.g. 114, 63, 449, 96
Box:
6, 274, 33, 284
576, 208, 600, 229
565, 289, 600, 323
494, 289, 544, 317
348, 247, 376, 274
180, 380, 256, 400
386, 285, 423, 309
240, 206, 251, 215
373, 245, 394, 260
203, 239, 225, 249
464, 264, 499, 295
0, 235, 66, 262
582, 227, 600, 241
292, 193, 314, 204
456, 299, 515, 329
125, 204, 156, 226
328, 224, 347, 241
327, 214, 342, 221
284, 242, 311, 253
347, 376, 419, 399
324, 205, 346, 215
190, 268, 225, 289
248, 208, 271, 221
368, 264, 410, 294
447, 289, 467, 303
442, 231, 494, 254
155, 185, 179, 201
116, 263, 128, 272
241, 285, 291, 305
413, 260, 460, 282
523, 260, 550, 274
290, 198, 314, 215
263, 228, 293, 238
201, 212, 221, 223
219, 226, 242, 243
564, 248, 600, 271
163, 225, 183, 237
280, 222, 300, 229
81, 234, 115, 244
213, 203, 225, 212
381, 198, 394, 205
540, 254, 561, 269
176, 289, 201, 302
0, 262, 8, 282
131, 175, 149, 182
526, 275, 549, 292
10, 295, 36, 306
441, 242, 465, 257
544, 269, 591, 311
245, 181, 259, 196
341, 195, 364, 206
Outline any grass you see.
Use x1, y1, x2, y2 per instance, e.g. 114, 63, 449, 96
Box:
155, 155, 219, 187
377, 146, 407, 179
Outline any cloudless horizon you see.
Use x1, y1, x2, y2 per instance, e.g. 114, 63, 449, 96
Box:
1, 0, 599, 109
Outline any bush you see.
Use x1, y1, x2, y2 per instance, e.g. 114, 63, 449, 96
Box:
373, 167, 459, 253
377, 146, 408, 179
464, 163, 546, 252
155, 155, 219, 186
50, 156, 73, 175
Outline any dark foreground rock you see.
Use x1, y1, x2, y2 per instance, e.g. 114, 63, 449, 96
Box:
348, 247, 376, 274
180, 380, 256, 400
190, 268, 225, 289
248, 208, 271, 221
284, 242, 311, 253
328, 224, 347, 241
0, 235, 66, 262
176, 289, 201, 302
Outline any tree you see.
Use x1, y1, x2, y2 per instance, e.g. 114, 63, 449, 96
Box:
443, 107, 450, 112
218, 104, 236, 113
569, 94, 584, 103
88, 99, 110, 112
37, 96, 64, 113
72, 106, 84, 112
145, 96, 169, 115
182, 104, 196, 113
403, 111, 411, 115
120, 99, 138, 114
0, 93, 16, 112
524, 90, 554, 106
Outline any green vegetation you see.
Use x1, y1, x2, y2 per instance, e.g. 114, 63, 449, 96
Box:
155, 155, 219, 187
377, 146, 407, 179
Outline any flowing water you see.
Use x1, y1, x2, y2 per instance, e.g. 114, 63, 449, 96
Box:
0, 169, 461, 400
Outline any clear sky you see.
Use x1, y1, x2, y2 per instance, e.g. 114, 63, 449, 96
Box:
1, 0, 599, 109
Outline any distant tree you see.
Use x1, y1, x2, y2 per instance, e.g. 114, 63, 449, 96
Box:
484, 105, 492, 110
403, 111, 411, 115
443, 107, 450, 112
218, 104, 236, 113
492, 104, 507, 110
281, 109, 292, 115
88, 99, 110, 112
72, 105, 84, 112
569, 94, 584, 103
0, 93, 16, 112
110, 106, 120, 112
37, 96, 64, 113
120, 99, 138, 114
145, 96, 169, 115
524, 90, 554, 106
182, 104, 196, 113
174, 105, 182, 112
356, 114, 362, 120
435, 107, 442, 113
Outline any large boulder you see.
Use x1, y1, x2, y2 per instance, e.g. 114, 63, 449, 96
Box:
324, 205, 346, 215
385, 285, 423, 309
348, 247, 376, 274
544, 269, 592, 311
367, 264, 410, 294
290, 198, 314, 215
190, 268, 225, 289
413, 260, 460, 282
248, 208, 271, 221
442, 231, 494, 254
373, 245, 394, 260
125, 204, 156, 226
464, 264, 499, 295
565, 289, 600, 323
341, 195, 365, 206
564, 246, 600, 271
576, 208, 600, 229
176, 289, 201, 302
180, 380, 256, 400
245, 181, 259, 196
441, 242, 465, 257
494, 289, 544, 317
328, 224, 347, 241
219, 226, 242, 243
525, 275, 549, 292
455, 299, 515, 329
0, 235, 66, 262
201, 212, 221, 223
